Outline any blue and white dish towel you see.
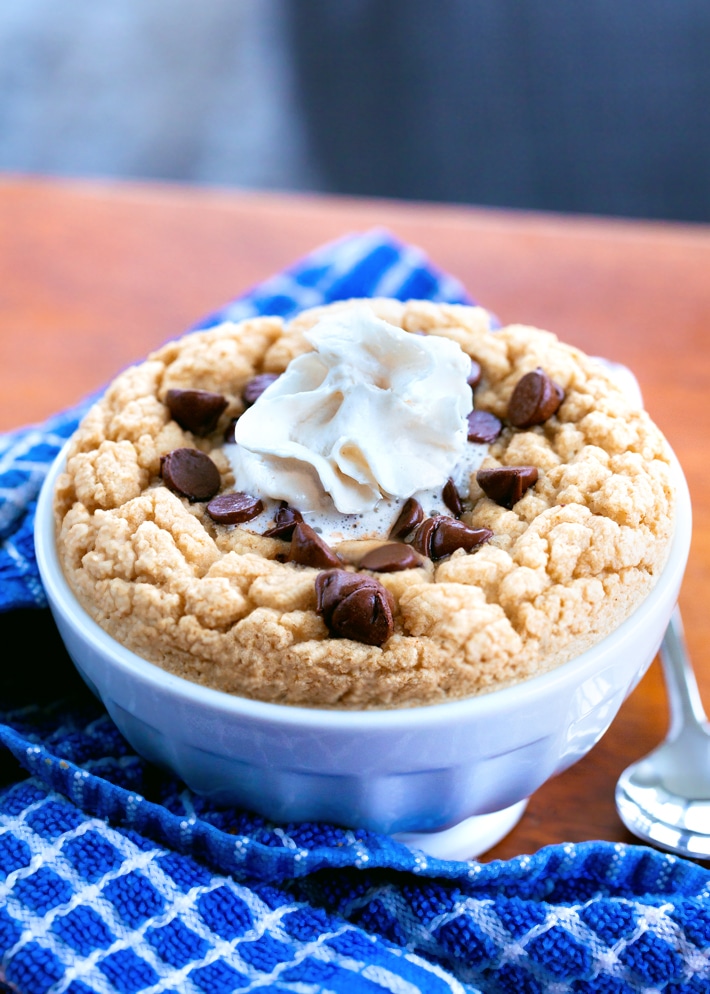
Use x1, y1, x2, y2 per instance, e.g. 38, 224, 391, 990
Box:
1, 229, 709, 994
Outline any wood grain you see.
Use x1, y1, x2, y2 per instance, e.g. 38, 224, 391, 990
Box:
2, 174, 709, 861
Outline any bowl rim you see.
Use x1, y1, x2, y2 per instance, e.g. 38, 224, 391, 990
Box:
35, 440, 692, 731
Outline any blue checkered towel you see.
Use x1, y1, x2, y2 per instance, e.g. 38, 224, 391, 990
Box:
1, 230, 709, 994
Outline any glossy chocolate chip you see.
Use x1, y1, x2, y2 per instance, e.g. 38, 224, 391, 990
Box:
508, 368, 564, 428
477, 465, 539, 508
206, 491, 263, 524
409, 515, 443, 558
411, 515, 492, 561
165, 388, 228, 436
315, 569, 394, 646
332, 587, 394, 646
467, 358, 482, 389
389, 497, 424, 539
242, 373, 280, 407
430, 518, 493, 559
315, 569, 379, 623
160, 448, 221, 502
442, 478, 463, 517
467, 409, 503, 444
288, 521, 341, 569
223, 418, 238, 444
263, 502, 303, 539
359, 543, 422, 573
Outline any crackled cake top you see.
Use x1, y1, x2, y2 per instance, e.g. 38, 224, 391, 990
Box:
53, 298, 677, 709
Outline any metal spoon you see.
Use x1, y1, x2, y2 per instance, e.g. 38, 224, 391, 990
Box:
616, 606, 710, 859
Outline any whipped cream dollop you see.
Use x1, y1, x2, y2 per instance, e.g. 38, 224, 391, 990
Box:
227, 308, 474, 517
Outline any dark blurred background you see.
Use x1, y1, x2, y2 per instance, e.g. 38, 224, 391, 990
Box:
2, 0, 710, 222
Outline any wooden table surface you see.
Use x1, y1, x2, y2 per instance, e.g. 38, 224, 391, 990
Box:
2, 173, 709, 863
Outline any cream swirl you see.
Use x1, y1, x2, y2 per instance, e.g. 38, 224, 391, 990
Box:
228, 307, 473, 514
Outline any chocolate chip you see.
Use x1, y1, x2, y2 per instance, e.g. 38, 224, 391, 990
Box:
411, 515, 493, 561
223, 418, 238, 444
242, 373, 280, 407
442, 478, 463, 517
467, 409, 503, 444
467, 359, 482, 389
160, 448, 221, 502
359, 543, 422, 572
263, 502, 303, 539
410, 517, 438, 558
165, 389, 228, 436
389, 497, 424, 539
508, 368, 564, 428
315, 569, 394, 646
332, 587, 394, 646
288, 521, 341, 569
477, 465, 539, 508
315, 569, 379, 624
206, 491, 263, 524
431, 519, 493, 559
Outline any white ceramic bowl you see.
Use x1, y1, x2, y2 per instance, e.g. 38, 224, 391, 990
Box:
35, 443, 691, 857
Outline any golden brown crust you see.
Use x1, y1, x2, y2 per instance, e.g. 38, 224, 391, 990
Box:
54, 299, 676, 709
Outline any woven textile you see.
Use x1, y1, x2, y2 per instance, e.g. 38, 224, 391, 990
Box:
1, 230, 709, 994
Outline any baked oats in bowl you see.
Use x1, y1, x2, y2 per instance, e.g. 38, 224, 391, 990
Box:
35, 298, 690, 853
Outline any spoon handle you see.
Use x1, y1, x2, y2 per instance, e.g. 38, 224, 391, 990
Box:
661, 605, 708, 735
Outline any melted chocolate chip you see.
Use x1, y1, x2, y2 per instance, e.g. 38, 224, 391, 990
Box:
467, 359, 482, 389
389, 497, 424, 539
315, 570, 378, 623
315, 569, 394, 646
359, 543, 422, 573
430, 519, 493, 559
288, 521, 341, 569
442, 478, 463, 517
411, 515, 493, 561
206, 491, 263, 524
467, 409, 503, 444
242, 373, 280, 407
165, 389, 228, 436
332, 587, 393, 647
508, 368, 564, 428
410, 517, 438, 558
160, 448, 221, 502
263, 503, 303, 539
477, 465, 539, 508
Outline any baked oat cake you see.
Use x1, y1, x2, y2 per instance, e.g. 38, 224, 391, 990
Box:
53, 298, 676, 709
